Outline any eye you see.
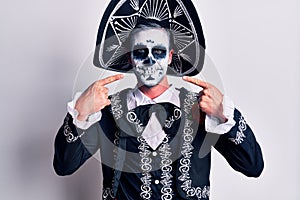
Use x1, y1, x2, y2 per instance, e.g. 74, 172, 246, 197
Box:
137, 49, 146, 54
132, 48, 148, 60
153, 49, 162, 54
152, 48, 166, 59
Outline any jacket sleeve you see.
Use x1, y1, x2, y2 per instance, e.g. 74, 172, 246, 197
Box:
213, 109, 264, 177
53, 113, 101, 176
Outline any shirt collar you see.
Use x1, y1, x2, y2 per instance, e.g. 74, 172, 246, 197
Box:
127, 85, 180, 110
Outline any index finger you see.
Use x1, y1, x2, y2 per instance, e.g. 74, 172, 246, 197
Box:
182, 76, 210, 88
99, 74, 124, 86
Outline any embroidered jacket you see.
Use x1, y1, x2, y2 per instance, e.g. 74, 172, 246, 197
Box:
53, 88, 264, 199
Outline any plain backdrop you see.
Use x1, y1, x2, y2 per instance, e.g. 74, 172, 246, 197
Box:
0, 0, 299, 199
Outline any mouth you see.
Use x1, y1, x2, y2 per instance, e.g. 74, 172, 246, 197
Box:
146, 75, 155, 80
136, 65, 163, 77
137, 65, 154, 76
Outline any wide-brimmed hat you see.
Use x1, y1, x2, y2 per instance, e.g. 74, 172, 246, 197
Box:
93, 0, 206, 76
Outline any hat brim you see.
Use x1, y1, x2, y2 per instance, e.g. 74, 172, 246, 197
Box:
94, 0, 206, 76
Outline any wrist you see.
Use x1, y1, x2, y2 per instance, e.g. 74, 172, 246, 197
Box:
216, 109, 228, 123
77, 113, 88, 121
220, 115, 228, 123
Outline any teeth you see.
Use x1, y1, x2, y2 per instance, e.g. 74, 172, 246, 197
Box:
136, 65, 164, 77
138, 66, 154, 75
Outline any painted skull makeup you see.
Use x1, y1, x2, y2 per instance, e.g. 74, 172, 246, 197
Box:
95, 0, 207, 76
131, 28, 172, 87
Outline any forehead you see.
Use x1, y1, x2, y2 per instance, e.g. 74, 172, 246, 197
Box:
131, 28, 170, 46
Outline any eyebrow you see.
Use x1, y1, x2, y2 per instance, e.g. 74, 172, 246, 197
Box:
132, 44, 147, 50
132, 44, 167, 50
152, 45, 167, 50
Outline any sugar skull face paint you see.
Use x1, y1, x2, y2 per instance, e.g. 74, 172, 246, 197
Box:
132, 45, 167, 61
130, 28, 173, 87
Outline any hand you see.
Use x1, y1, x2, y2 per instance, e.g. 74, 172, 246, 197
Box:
75, 74, 124, 121
183, 76, 227, 123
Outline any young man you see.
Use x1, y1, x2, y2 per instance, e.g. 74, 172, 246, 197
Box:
54, 0, 263, 199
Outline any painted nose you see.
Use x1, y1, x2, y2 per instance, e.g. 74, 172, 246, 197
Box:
143, 56, 156, 65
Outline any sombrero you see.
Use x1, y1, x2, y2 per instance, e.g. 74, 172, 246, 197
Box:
93, 0, 206, 76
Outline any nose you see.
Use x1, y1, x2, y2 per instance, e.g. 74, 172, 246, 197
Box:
143, 55, 156, 65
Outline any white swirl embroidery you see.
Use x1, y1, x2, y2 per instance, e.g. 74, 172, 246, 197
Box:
138, 136, 152, 199
229, 116, 247, 145
109, 93, 123, 199
164, 108, 182, 128
110, 92, 123, 120
63, 115, 85, 143
159, 136, 173, 200
178, 92, 210, 199
113, 130, 120, 163
127, 111, 144, 133
102, 187, 114, 200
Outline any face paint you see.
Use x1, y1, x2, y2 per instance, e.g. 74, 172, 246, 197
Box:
132, 46, 167, 61
130, 28, 171, 87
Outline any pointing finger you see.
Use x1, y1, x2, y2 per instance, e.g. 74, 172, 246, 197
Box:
182, 76, 209, 89
99, 74, 124, 86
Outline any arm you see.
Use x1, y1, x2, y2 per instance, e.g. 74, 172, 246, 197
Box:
53, 74, 124, 175
214, 109, 264, 177
53, 113, 100, 176
183, 76, 264, 177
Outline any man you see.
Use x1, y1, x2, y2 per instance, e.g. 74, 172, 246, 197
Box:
54, 0, 263, 199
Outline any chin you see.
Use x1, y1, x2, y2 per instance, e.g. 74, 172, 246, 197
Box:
141, 81, 158, 88
137, 74, 165, 88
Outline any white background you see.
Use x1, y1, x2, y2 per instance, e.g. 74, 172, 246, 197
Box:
0, 0, 299, 199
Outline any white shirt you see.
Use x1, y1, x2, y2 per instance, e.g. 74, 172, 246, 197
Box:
67, 85, 236, 149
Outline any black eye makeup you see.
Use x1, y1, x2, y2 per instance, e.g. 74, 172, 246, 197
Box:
152, 47, 167, 59
132, 45, 167, 60
132, 47, 149, 60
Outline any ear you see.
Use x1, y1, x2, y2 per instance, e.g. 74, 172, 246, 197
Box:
168, 49, 174, 65
127, 52, 132, 64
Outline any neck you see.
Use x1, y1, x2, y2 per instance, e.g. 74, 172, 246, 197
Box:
138, 76, 169, 99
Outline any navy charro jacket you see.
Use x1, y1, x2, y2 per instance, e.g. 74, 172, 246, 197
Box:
53, 88, 264, 199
